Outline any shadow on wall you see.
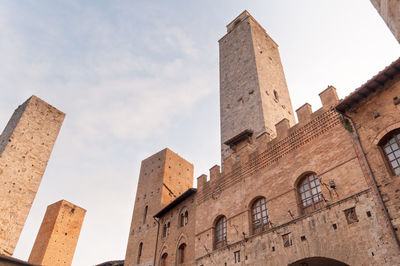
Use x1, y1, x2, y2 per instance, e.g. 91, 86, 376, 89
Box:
288, 256, 349, 266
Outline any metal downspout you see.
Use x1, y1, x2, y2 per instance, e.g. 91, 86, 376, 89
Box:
337, 110, 400, 249
153, 217, 160, 266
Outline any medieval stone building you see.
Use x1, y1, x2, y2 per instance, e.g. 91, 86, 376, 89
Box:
0, 96, 86, 266
124, 10, 400, 266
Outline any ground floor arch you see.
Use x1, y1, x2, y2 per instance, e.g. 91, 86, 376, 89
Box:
288, 256, 349, 266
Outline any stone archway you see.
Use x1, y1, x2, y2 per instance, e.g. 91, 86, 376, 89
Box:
288, 257, 349, 266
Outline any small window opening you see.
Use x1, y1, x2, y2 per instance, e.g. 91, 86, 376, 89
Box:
143, 205, 148, 224
162, 224, 167, 238
272, 246, 275, 252
178, 243, 186, 264
160, 253, 168, 266
301, 235, 306, 241
137, 242, 143, 264
282, 233, 292, 247
344, 207, 358, 224
366, 211, 372, 217
184, 210, 188, 226
273, 90, 279, 101
234, 250, 240, 263
332, 223, 337, 230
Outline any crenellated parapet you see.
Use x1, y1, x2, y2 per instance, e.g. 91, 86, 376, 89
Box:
197, 86, 342, 204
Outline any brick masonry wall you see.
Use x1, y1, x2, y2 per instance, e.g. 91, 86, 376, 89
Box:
28, 200, 86, 266
194, 97, 400, 264
0, 96, 65, 256
195, 190, 400, 266
124, 149, 194, 266
346, 74, 400, 242
155, 193, 196, 266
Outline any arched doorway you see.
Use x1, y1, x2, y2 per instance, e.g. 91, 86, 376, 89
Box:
288, 257, 349, 266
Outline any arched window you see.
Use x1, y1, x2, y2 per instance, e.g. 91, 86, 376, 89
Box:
180, 209, 189, 227
251, 197, 269, 234
380, 130, 400, 175
143, 205, 148, 224
184, 210, 188, 226
177, 243, 186, 264
298, 173, 323, 214
180, 212, 184, 227
160, 253, 168, 266
162, 223, 167, 238
214, 216, 227, 249
137, 242, 143, 264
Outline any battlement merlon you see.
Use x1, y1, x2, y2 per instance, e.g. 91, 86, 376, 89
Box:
198, 86, 343, 197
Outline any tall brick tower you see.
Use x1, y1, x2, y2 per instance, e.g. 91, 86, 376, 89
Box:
124, 148, 194, 266
219, 11, 295, 159
28, 200, 86, 266
0, 96, 65, 256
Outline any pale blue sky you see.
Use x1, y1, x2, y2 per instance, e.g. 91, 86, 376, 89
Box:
0, 1, 398, 265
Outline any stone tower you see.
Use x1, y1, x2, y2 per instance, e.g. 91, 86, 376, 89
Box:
0, 95, 65, 256
219, 11, 295, 160
124, 148, 194, 266
28, 200, 86, 266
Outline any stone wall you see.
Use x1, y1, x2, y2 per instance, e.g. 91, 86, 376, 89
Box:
195, 190, 400, 266
0, 96, 65, 256
124, 148, 194, 266
370, 0, 400, 43
194, 85, 400, 264
219, 11, 295, 160
346, 73, 400, 242
155, 193, 196, 266
28, 200, 86, 266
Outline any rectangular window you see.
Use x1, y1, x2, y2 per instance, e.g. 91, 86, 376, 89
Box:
344, 207, 358, 224
282, 233, 292, 247
234, 250, 240, 263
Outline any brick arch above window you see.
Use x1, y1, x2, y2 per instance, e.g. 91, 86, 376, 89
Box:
372, 122, 400, 145
378, 128, 400, 175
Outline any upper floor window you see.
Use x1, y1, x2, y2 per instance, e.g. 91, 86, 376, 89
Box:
298, 173, 323, 214
137, 242, 143, 264
178, 243, 186, 264
162, 223, 167, 238
251, 197, 269, 234
143, 205, 148, 224
180, 209, 189, 227
160, 253, 168, 266
215, 216, 227, 249
380, 130, 400, 175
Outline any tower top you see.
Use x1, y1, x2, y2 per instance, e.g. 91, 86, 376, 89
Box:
219, 10, 295, 160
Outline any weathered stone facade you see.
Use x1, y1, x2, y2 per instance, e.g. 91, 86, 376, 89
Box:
124, 10, 400, 266
125, 149, 194, 266
370, 0, 400, 43
28, 200, 86, 266
219, 11, 295, 161
0, 96, 65, 256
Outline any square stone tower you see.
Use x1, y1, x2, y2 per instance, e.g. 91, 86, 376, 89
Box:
0, 95, 65, 256
219, 11, 295, 160
124, 148, 194, 266
28, 200, 86, 266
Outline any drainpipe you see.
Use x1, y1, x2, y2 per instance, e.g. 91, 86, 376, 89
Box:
153, 217, 160, 266
336, 109, 400, 249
